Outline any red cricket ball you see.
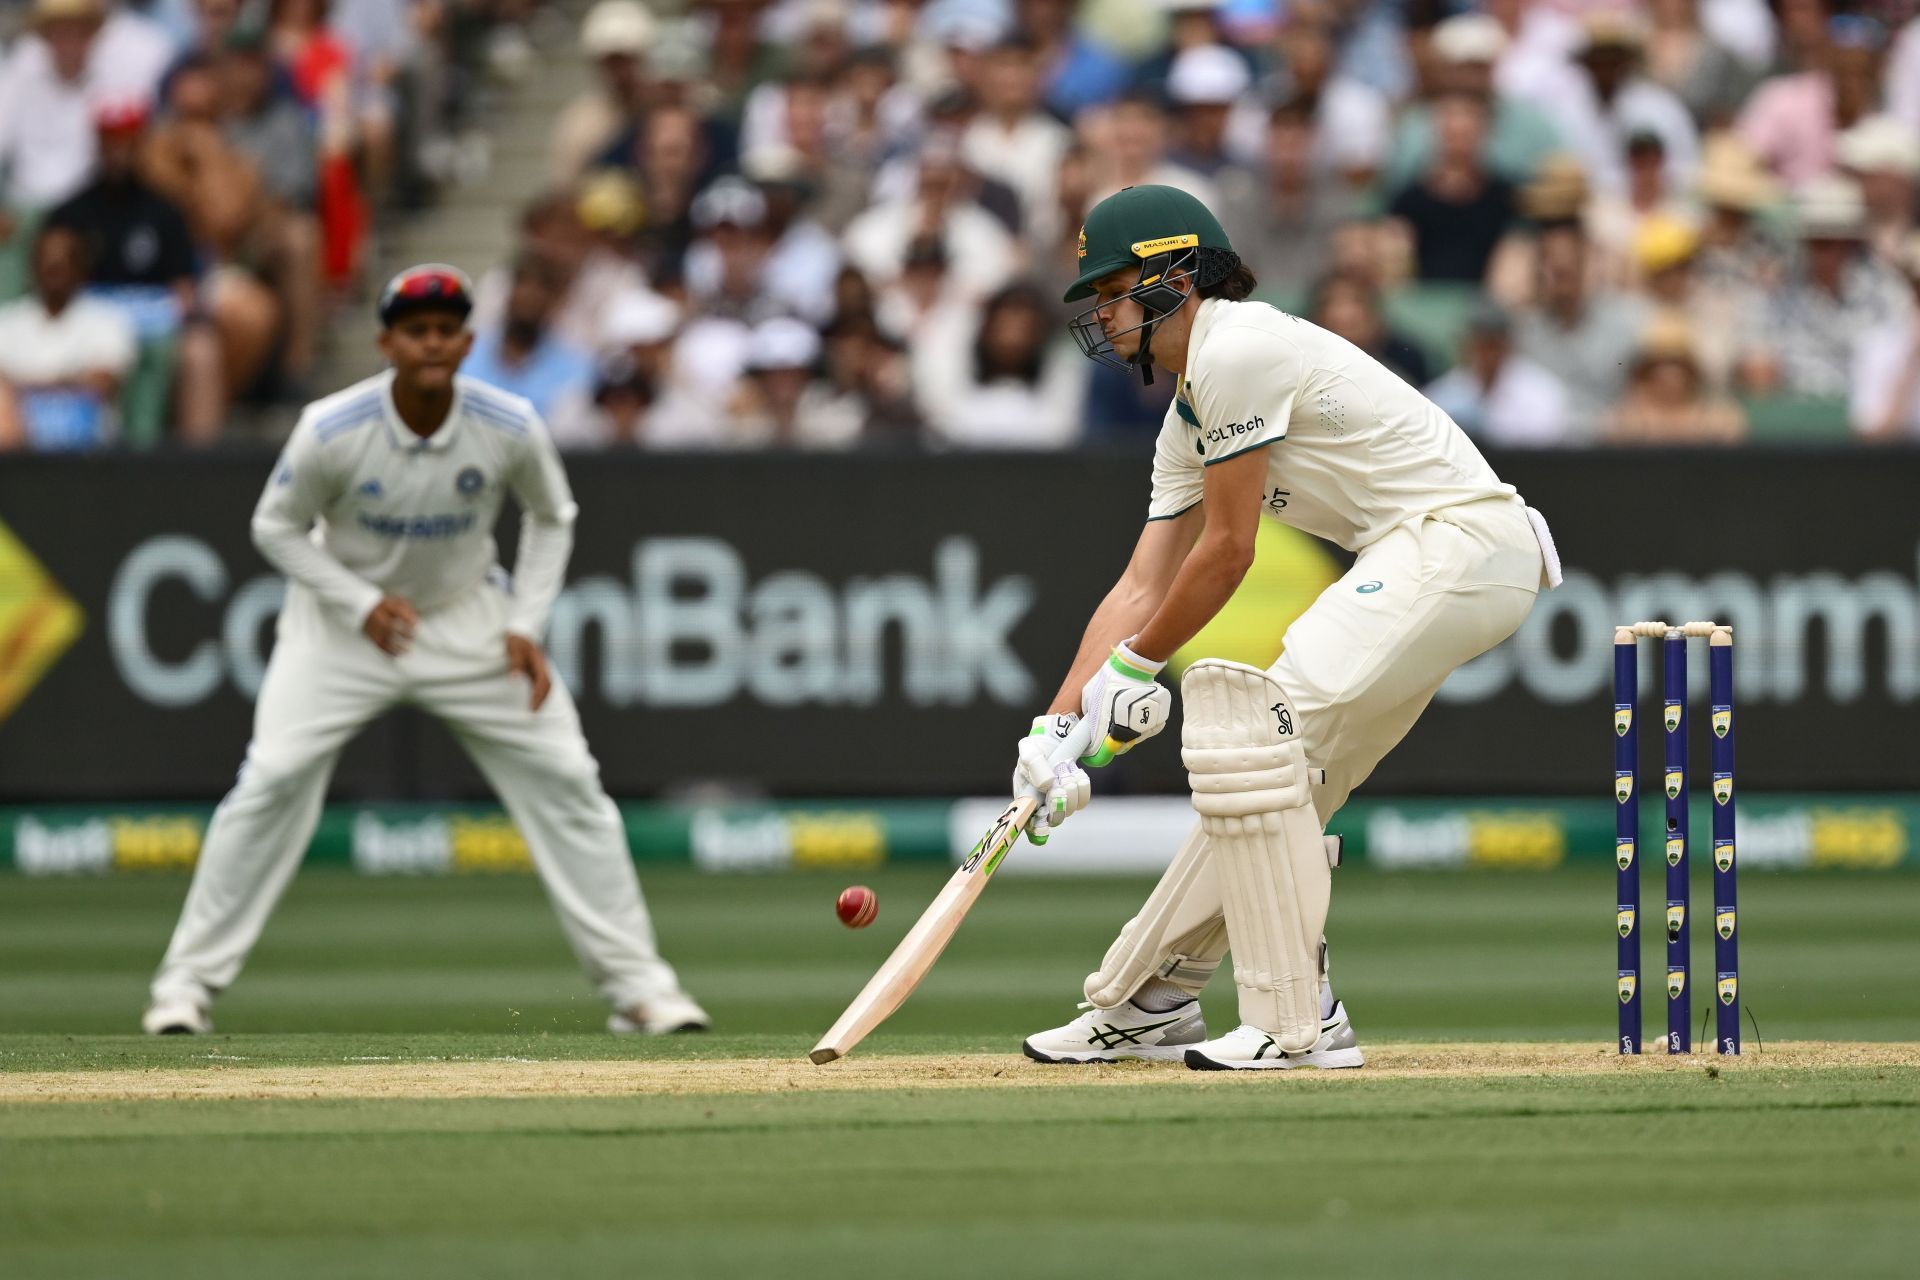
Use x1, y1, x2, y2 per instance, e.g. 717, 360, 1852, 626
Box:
836, 885, 878, 929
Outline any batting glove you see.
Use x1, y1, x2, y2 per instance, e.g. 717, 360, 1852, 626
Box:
1013, 714, 1093, 845
1078, 638, 1172, 767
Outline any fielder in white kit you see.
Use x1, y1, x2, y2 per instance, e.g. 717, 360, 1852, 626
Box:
143, 265, 707, 1036
1014, 187, 1561, 1069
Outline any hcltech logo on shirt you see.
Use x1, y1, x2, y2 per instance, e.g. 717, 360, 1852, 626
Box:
1201, 416, 1265, 453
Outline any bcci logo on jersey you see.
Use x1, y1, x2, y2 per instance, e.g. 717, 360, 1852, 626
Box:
455, 467, 485, 497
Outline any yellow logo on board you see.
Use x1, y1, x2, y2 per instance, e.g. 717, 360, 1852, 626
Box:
0, 517, 84, 725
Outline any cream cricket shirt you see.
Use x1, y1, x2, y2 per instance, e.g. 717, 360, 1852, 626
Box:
1148, 299, 1517, 551
253, 371, 578, 637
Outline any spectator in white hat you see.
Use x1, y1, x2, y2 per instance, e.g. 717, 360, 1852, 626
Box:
1850, 232, 1920, 441
549, 1, 656, 186
1384, 13, 1564, 192
1836, 114, 1920, 268
1743, 175, 1911, 398
1164, 43, 1248, 178
1568, 12, 1701, 198
685, 176, 781, 324
729, 315, 865, 448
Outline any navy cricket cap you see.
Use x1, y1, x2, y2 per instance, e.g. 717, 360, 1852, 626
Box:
377, 263, 474, 329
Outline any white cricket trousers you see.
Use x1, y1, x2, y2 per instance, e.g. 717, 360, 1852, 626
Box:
150, 579, 685, 1014
1086, 494, 1547, 1005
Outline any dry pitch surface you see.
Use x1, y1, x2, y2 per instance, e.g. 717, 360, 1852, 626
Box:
7, 1040, 1914, 1102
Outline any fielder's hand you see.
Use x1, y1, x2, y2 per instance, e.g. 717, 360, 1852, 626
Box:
1078, 638, 1172, 766
1013, 714, 1094, 845
362, 595, 418, 656
506, 634, 552, 711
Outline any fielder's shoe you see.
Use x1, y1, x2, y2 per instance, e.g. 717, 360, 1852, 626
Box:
1022, 999, 1207, 1064
1183, 1002, 1364, 1071
607, 992, 711, 1035
142, 998, 212, 1036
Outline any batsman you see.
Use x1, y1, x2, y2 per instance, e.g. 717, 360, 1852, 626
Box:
1015, 187, 1561, 1070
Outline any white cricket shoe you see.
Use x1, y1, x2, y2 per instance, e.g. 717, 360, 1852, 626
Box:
1183, 1002, 1364, 1071
142, 998, 212, 1036
607, 992, 711, 1035
1022, 999, 1207, 1064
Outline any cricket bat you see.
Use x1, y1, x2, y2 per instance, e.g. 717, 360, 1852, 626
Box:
808, 721, 1093, 1065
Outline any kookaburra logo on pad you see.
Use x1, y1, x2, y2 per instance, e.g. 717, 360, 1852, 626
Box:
1271, 703, 1293, 736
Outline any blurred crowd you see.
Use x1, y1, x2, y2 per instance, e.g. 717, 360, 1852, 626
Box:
0, 0, 531, 448
9, 0, 1920, 452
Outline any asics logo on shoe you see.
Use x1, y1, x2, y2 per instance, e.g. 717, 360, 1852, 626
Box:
1251, 1016, 1342, 1060
1086, 1017, 1184, 1049
1252, 1036, 1287, 1061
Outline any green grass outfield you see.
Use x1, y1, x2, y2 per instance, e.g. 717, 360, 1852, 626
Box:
4, 869, 1919, 1277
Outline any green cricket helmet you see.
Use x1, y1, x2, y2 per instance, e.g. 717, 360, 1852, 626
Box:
1064, 185, 1239, 384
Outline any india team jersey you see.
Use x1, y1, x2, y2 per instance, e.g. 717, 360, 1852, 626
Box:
1147, 299, 1517, 551
254, 371, 577, 635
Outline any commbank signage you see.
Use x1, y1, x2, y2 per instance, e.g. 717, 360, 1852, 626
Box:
1, 449, 1914, 798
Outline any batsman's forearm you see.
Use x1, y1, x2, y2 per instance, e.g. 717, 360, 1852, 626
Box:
1047, 583, 1161, 714
1130, 540, 1252, 664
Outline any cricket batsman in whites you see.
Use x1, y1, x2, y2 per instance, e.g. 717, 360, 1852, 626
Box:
142, 265, 707, 1036
1015, 187, 1560, 1069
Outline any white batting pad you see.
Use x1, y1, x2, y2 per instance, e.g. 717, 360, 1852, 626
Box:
1082, 822, 1228, 1008
1182, 659, 1330, 1052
